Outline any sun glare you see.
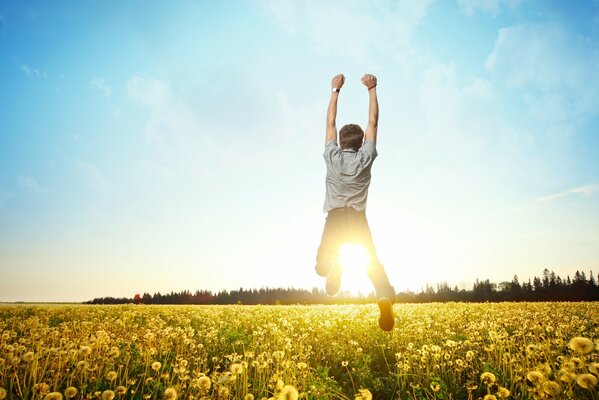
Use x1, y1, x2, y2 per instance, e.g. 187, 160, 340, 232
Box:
338, 243, 371, 295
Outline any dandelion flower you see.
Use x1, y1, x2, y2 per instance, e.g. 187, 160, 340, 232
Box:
341, 361, 349, 367
278, 385, 299, 400
465, 381, 478, 392
244, 395, 254, 400
116, 386, 126, 396
568, 337, 595, 354
483, 395, 497, 400
0, 388, 6, 400
526, 371, 545, 384
218, 386, 229, 399
230, 363, 243, 375
297, 362, 307, 370
79, 346, 92, 356
576, 373, 598, 389
496, 387, 510, 399
164, 387, 177, 400
542, 381, 561, 396
355, 388, 372, 400
101, 391, 115, 400
430, 383, 441, 392
64, 387, 77, 399
108, 347, 120, 358
23, 351, 35, 362
44, 393, 63, 400
38, 384, 51, 395
198, 376, 211, 391
151, 361, 162, 371
589, 362, 599, 375
106, 371, 117, 381
480, 372, 496, 385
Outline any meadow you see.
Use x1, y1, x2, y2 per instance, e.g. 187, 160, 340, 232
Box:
0, 302, 597, 400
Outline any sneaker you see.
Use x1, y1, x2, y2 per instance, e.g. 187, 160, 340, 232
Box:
377, 297, 394, 331
325, 263, 343, 296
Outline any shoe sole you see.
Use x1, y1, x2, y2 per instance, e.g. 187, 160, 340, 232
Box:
377, 297, 394, 331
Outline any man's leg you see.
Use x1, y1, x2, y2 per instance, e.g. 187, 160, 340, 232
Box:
315, 211, 345, 295
354, 211, 396, 331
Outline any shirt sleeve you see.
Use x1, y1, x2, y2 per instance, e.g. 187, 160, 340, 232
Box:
358, 139, 378, 166
323, 140, 340, 164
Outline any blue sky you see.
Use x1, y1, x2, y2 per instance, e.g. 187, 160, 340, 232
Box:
1, 0, 598, 302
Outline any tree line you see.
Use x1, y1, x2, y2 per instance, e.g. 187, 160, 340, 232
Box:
86, 269, 599, 305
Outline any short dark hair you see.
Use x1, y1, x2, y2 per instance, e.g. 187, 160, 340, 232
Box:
339, 124, 364, 150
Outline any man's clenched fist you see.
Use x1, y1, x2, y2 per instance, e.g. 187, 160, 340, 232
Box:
331, 74, 345, 89
361, 74, 377, 90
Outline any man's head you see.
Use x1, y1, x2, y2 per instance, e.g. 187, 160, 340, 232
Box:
339, 124, 364, 150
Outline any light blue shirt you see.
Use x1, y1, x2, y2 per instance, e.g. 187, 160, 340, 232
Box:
322, 140, 378, 212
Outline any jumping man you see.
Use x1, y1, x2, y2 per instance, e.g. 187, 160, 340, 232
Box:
315, 73, 396, 331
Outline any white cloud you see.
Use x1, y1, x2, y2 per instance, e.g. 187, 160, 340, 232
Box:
458, 0, 521, 16
17, 175, 44, 194
74, 160, 111, 194
127, 76, 170, 107
485, 23, 599, 123
536, 183, 599, 204
254, 0, 433, 61
463, 77, 493, 99
21, 64, 46, 78
91, 78, 111, 98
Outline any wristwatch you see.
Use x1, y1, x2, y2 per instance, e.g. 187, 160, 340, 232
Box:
332, 87, 340, 93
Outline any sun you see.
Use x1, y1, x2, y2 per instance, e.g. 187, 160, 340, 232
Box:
338, 243, 372, 296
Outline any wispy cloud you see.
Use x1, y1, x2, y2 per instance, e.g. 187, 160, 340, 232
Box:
91, 78, 111, 98
254, 0, 433, 62
486, 23, 599, 124
20, 64, 46, 78
458, 0, 521, 16
74, 160, 111, 194
536, 183, 599, 204
17, 175, 44, 194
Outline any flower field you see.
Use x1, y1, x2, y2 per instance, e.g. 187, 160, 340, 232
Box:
0, 302, 598, 400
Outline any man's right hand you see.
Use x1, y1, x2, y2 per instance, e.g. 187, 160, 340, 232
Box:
331, 74, 345, 90
361, 74, 377, 90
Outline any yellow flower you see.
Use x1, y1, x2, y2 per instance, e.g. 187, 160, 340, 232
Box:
38, 384, 51, 395
108, 347, 120, 358
44, 393, 63, 400
589, 362, 599, 375
542, 381, 561, 397
64, 387, 77, 399
230, 363, 243, 375
480, 372, 496, 385
430, 383, 441, 392
576, 373, 598, 389
465, 381, 478, 392
106, 371, 117, 381
164, 387, 177, 400
79, 346, 92, 356
568, 337, 595, 354
0, 388, 6, 400
218, 386, 229, 399
483, 396, 497, 400
101, 390, 115, 400
152, 361, 162, 371
341, 361, 349, 367
278, 385, 299, 400
23, 351, 35, 362
496, 386, 510, 398
355, 388, 372, 400
198, 376, 211, 391
526, 371, 545, 384
244, 395, 254, 400
116, 386, 127, 396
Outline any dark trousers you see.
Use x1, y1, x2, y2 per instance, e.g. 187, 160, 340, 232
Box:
316, 207, 395, 300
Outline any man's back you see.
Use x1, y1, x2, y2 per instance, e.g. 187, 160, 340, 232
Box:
322, 140, 377, 212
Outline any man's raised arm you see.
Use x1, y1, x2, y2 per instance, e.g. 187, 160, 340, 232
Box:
361, 74, 378, 144
326, 74, 345, 144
